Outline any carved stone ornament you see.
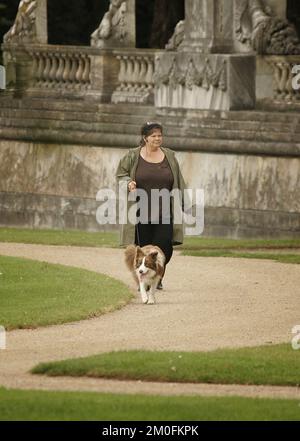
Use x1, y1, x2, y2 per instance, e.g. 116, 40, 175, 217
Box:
235, 0, 300, 55
154, 55, 227, 92
91, 0, 127, 48
3, 0, 37, 44
165, 20, 185, 51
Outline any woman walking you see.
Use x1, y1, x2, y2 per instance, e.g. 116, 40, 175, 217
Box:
116, 122, 187, 289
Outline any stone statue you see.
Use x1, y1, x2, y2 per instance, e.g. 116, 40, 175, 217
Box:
91, 0, 127, 48
235, 0, 300, 55
3, 0, 37, 44
165, 20, 185, 51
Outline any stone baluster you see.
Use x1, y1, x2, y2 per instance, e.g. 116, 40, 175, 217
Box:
62, 54, 71, 84
49, 52, 58, 87
128, 56, 135, 91
117, 56, 126, 91
139, 57, 147, 91
75, 54, 84, 89
43, 54, 51, 87
82, 55, 91, 87
56, 54, 65, 84
131, 56, 141, 92
68, 55, 78, 87
145, 57, 154, 91
123, 55, 132, 91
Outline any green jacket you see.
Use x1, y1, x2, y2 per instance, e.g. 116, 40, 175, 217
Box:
116, 146, 187, 247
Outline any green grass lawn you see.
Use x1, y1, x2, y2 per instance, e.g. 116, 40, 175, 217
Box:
0, 255, 133, 330
0, 227, 119, 248
180, 250, 300, 264
32, 344, 300, 387
181, 237, 300, 250
1, 228, 300, 264
180, 237, 300, 264
0, 388, 299, 421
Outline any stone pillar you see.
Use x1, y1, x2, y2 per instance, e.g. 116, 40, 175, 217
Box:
35, 0, 48, 44
91, 0, 135, 49
180, 0, 234, 53
154, 0, 256, 110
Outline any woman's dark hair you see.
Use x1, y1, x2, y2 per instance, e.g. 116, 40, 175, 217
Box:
140, 122, 163, 146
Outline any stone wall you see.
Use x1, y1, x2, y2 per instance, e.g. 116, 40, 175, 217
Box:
1, 140, 299, 238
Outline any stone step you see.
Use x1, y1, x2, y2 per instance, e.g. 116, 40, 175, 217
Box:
157, 107, 300, 124
0, 107, 298, 134
0, 97, 156, 116
0, 108, 157, 127
1, 125, 299, 157
0, 114, 299, 144
1, 96, 300, 124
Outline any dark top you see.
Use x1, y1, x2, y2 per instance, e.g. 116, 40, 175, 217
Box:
135, 154, 174, 222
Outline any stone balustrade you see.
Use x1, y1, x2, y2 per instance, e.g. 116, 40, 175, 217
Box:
267, 56, 300, 103
111, 50, 156, 104
27, 44, 91, 92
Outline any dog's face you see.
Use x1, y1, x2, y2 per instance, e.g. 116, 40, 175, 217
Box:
135, 247, 158, 280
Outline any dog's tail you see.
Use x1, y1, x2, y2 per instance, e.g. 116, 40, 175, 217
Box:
124, 245, 137, 270
124, 245, 139, 286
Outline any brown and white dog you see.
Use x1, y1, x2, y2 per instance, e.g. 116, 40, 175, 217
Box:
125, 245, 165, 305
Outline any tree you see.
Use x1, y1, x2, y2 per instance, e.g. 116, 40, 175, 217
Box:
48, 0, 109, 45
149, 0, 184, 48
0, 0, 19, 42
0, 0, 19, 63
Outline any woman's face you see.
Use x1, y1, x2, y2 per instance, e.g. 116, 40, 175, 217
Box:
145, 129, 163, 148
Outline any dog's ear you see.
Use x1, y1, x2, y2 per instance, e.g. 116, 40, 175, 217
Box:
149, 251, 158, 260
136, 246, 144, 258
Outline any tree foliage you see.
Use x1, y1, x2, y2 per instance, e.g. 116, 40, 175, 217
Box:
48, 0, 110, 45
0, 0, 19, 40
149, 0, 184, 48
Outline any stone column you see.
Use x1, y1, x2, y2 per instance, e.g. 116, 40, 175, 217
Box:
154, 0, 256, 110
180, 0, 234, 53
35, 0, 48, 44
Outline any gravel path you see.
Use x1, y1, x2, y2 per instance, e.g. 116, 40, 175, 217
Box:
0, 243, 299, 399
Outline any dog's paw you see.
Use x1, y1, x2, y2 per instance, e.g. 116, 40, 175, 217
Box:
147, 294, 155, 305
141, 294, 148, 304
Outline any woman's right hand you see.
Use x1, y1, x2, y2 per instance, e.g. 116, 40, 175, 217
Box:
128, 181, 137, 192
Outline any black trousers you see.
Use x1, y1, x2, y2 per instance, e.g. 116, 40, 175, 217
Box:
135, 221, 173, 266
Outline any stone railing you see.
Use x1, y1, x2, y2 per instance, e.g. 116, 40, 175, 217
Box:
111, 49, 156, 104
27, 45, 91, 92
1, 43, 119, 101
267, 56, 300, 103
1, 44, 155, 103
